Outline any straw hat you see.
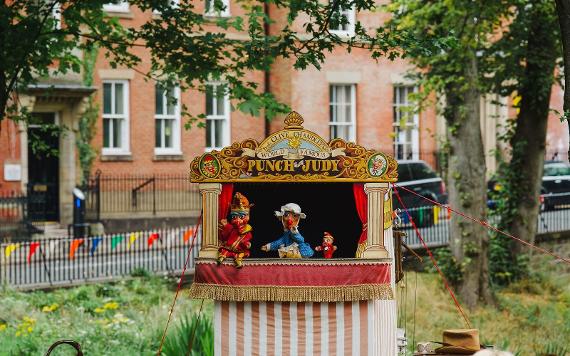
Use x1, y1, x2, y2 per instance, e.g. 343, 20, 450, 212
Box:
435, 329, 481, 354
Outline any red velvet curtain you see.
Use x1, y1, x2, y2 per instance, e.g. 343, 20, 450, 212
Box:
219, 183, 234, 220
353, 183, 368, 244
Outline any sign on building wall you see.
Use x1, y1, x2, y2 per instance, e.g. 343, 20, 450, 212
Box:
4, 163, 22, 181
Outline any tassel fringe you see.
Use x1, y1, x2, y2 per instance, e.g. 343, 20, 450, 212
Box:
188, 283, 393, 302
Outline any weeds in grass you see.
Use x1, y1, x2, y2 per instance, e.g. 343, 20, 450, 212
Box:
161, 312, 214, 356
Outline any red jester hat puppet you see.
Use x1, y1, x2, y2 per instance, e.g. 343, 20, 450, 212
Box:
217, 192, 253, 268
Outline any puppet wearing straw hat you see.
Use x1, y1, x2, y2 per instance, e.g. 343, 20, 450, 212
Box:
217, 192, 253, 268
261, 203, 314, 258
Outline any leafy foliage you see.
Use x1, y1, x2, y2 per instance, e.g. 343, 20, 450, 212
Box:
428, 247, 464, 287
1, 0, 449, 127
161, 311, 214, 356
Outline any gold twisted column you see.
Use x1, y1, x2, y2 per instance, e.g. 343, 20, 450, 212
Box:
199, 183, 222, 258
361, 183, 389, 258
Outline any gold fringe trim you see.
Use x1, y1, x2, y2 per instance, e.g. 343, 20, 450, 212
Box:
188, 283, 394, 302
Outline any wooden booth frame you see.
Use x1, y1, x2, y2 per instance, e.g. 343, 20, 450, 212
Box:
190, 111, 398, 261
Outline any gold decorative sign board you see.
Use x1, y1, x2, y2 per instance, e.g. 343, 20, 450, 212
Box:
190, 112, 398, 183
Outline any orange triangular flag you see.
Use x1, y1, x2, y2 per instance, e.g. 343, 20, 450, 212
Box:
69, 239, 84, 259
183, 228, 194, 243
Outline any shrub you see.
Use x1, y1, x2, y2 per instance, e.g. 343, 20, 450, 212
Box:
161, 312, 213, 356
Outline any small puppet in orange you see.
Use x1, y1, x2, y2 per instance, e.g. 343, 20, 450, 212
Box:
314, 232, 337, 259
217, 192, 253, 268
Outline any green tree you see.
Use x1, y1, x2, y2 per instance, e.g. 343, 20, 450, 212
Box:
0, 0, 441, 125
554, 0, 570, 157
388, 0, 508, 308
483, 0, 560, 284
0, 1, 136, 120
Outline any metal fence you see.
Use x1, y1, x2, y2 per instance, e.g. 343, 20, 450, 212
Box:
84, 171, 201, 219
0, 225, 201, 290
400, 204, 570, 249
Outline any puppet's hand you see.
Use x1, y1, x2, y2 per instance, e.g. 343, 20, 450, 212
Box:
218, 219, 228, 230
245, 242, 252, 249
261, 244, 270, 252
315, 246, 322, 251
290, 226, 299, 234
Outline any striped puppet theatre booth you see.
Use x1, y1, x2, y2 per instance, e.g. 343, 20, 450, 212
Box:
189, 112, 399, 355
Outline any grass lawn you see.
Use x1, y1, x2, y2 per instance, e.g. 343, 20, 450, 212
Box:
1, 258, 568, 355
398, 257, 570, 355
0, 274, 211, 355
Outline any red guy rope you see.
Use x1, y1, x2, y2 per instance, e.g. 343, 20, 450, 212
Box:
393, 186, 473, 329
157, 213, 203, 355
393, 184, 570, 265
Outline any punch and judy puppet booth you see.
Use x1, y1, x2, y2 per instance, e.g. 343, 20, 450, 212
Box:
189, 112, 399, 355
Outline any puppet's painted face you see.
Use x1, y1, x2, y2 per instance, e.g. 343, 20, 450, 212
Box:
230, 212, 249, 228
282, 211, 301, 229
323, 236, 334, 245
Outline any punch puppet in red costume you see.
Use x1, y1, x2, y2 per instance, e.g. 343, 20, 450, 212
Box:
217, 192, 253, 268
315, 232, 337, 259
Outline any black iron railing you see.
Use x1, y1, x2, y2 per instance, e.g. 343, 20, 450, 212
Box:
83, 171, 200, 219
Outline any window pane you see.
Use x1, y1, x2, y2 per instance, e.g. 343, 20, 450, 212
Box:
103, 83, 112, 114
338, 125, 349, 141
155, 87, 164, 115
115, 83, 124, 114
164, 119, 173, 148
410, 163, 437, 180
156, 119, 162, 148
215, 119, 223, 147
216, 91, 225, 115
166, 88, 176, 115
206, 86, 214, 116
206, 119, 212, 148
113, 118, 122, 148
103, 119, 110, 148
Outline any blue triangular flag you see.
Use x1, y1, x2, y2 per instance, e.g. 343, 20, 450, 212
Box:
90, 237, 102, 256
402, 213, 410, 224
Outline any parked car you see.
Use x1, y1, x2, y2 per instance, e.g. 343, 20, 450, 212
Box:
487, 161, 570, 211
541, 161, 570, 210
393, 160, 448, 227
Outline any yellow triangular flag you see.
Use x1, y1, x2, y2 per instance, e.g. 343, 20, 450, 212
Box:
5, 244, 20, 258
433, 206, 440, 225
128, 232, 138, 248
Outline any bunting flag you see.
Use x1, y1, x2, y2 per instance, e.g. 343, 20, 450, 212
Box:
183, 227, 194, 243
27, 242, 40, 264
69, 239, 84, 259
128, 232, 138, 248
111, 235, 124, 250
433, 206, 440, 225
148, 233, 160, 247
402, 212, 410, 224
5, 244, 20, 258
90, 237, 102, 256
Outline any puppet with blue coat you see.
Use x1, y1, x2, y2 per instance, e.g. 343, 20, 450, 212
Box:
261, 203, 314, 258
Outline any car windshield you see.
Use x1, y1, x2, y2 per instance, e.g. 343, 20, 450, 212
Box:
544, 163, 570, 176
397, 162, 437, 181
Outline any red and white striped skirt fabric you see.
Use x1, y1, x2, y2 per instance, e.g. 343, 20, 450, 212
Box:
214, 300, 396, 356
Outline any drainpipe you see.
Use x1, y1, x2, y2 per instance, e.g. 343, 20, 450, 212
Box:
264, 2, 271, 137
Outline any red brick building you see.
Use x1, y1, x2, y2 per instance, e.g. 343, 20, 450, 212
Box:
0, 1, 567, 229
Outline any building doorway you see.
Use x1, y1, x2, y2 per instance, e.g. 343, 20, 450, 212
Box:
27, 113, 60, 221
